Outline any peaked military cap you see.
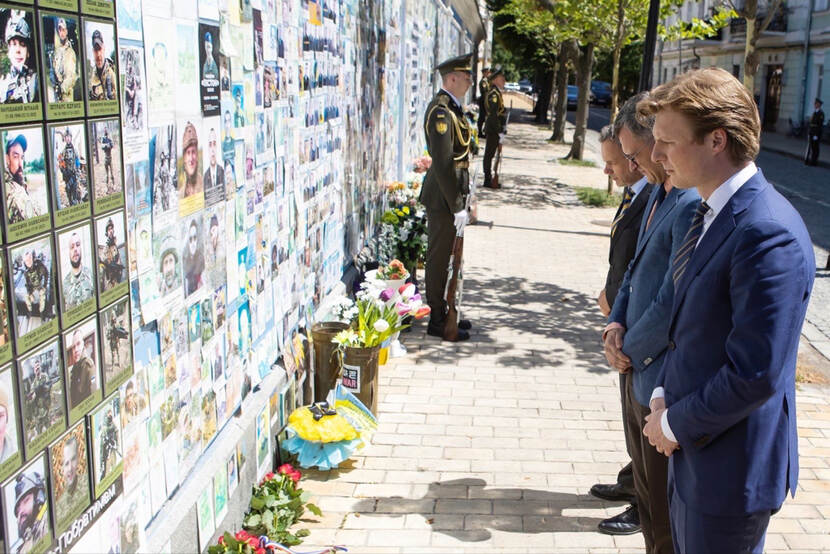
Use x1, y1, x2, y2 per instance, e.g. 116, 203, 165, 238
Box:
488, 65, 504, 80
436, 52, 474, 76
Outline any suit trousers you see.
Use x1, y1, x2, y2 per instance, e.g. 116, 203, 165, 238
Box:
616, 373, 635, 495
483, 132, 500, 183
623, 374, 673, 553
668, 466, 771, 553
425, 208, 455, 329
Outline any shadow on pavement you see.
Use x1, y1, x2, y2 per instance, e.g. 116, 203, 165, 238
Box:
350, 478, 609, 541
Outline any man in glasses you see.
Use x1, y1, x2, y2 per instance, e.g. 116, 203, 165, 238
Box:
600, 92, 699, 552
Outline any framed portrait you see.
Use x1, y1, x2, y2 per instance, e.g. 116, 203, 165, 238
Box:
99, 296, 131, 397
0, 363, 22, 482
1, 125, 51, 243
93, 210, 127, 307
149, 124, 177, 220
0, 252, 11, 365
82, 18, 118, 117
0, 5, 41, 124
177, 118, 204, 217
55, 222, 96, 329
38, 12, 83, 120
88, 392, 121, 499
62, 316, 102, 425
47, 121, 90, 228
8, 234, 59, 355
88, 118, 124, 214
17, 338, 65, 459
1, 453, 53, 554
47, 421, 90, 535
118, 367, 148, 431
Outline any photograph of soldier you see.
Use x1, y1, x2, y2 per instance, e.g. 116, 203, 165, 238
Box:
95, 211, 127, 297
2, 455, 51, 554
100, 297, 131, 393
56, 223, 95, 324
204, 206, 226, 289
0, 7, 39, 114
88, 118, 123, 203
90, 393, 122, 495
63, 318, 100, 417
146, 38, 173, 119
198, 23, 220, 116
232, 84, 245, 127
219, 54, 230, 91
48, 123, 88, 216
18, 339, 64, 455
48, 422, 90, 534
1, 127, 49, 240
10, 236, 57, 338
203, 121, 225, 206
178, 120, 204, 213
150, 124, 177, 217
84, 21, 117, 103
0, 365, 20, 468
119, 369, 147, 429
0, 256, 9, 357
40, 14, 82, 112
182, 215, 205, 297
153, 231, 182, 298
119, 46, 144, 131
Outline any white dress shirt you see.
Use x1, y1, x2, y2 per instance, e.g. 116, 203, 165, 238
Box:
651, 162, 758, 442
629, 176, 649, 200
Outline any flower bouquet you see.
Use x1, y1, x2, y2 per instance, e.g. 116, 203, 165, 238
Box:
379, 182, 427, 275
210, 530, 346, 554
413, 155, 432, 173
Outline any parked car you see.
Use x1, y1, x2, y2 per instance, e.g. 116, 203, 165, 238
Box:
505, 82, 521, 92
517, 79, 534, 94
567, 85, 579, 109
590, 80, 612, 106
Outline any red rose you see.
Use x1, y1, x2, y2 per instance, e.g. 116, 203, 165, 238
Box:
235, 531, 249, 541
277, 463, 294, 475
218, 536, 225, 546
256, 549, 266, 554
289, 470, 302, 483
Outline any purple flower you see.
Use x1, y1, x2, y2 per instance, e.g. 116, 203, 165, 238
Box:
379, 288, 395, 302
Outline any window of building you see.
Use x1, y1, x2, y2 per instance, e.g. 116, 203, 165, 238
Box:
672, 67, 677, 79
815, 64, 824, 105
664, 68, 668, 83
816, 0, 829, 12
732, 64, 741, 79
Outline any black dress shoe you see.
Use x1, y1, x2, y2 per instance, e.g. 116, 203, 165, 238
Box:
459, 319, 472, 330
426, 326, 470, 341
597, 505, 641, 536
589, 482, 636, 503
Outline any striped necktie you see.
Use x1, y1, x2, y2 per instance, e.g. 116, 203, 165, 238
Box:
672, 201, 711, 286
611, 187, 634, 237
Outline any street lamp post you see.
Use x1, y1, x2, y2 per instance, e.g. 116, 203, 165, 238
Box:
639, 0, 661, 92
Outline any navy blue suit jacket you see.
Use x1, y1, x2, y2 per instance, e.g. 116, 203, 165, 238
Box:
609, 185, 700, 405
657, 169, 815, 516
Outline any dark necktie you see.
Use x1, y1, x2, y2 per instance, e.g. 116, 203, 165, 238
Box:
611, 187, 634, 237
672, 201, 711, 285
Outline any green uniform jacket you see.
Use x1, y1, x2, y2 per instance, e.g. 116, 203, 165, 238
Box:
485, 87, 506, 135
420, 90, 472, 214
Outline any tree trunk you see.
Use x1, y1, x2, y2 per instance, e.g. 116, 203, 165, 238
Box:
551, 41, 572, 142
609, 0, 625, 122
534, 69, 554, 124
743, 17, 759, 94
565, 43, 594, 160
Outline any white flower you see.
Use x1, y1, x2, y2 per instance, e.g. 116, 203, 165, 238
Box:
373, 319, 390, 332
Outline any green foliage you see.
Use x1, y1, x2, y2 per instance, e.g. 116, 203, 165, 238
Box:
559, 158, 597, 167
593, 41, 643, 100
660, 4, 736, 41
491, 43, 525, 82
575, 186, 622, 207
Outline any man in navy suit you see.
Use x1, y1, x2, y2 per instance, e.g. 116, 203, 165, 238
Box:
603, 93, 699, 553
642, 68, 815, 553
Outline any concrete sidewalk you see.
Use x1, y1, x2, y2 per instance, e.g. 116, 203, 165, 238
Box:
761, 130, 830, 169
298, 117, 830, 553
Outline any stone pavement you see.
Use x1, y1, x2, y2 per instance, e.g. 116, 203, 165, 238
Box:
298, 115, 830, 553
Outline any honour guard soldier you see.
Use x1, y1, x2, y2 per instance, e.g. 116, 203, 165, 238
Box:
477, 67, 491, 139
0, 11, 38, 104
483, 66, 507, 188
88, 30, 116, 101
805, 98, 825, 166
420, 53, 475, 342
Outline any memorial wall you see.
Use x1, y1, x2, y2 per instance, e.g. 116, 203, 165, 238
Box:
0, 0, 474, 552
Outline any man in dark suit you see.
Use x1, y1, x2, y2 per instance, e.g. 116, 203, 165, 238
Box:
642, 68, 815, 553
591, 124, 650, 536
604, 93, 700, 553
420, 53, 475, 342
805, 98, 824, 166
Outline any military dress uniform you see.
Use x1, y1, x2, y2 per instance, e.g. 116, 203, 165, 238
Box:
806, 99, 825, 166
420, 53, 474, 341
476, 71, 490, 138
483, 68, 506, 188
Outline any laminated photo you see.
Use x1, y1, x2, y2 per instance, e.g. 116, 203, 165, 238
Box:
83, 18, 118, 117
0, 363, 21, 482
198, 22, 220, 116
127, 159, 150, 216
143, 18, 175, 124
116, 0, 142, 42
153, 226, 182, 301
1, 125, 50, 242
90, 392, 121, 498
175, 20, 199, 116
55, 222, 96, 329
203, 204, 226, 289
17, 338, 65, 458
0, 252, 12, 365
62, 316, 102, 424
195, 483, 214, 553
94, 210, 128, 307
149, 124, 178, 221
39, 12, 83, 120
202, 118, 225, 206
9, 234, 59, 354
213, 463, 228, 523
177, 119, 205, 216
48, 121, 90, 227
121, 423, 147, 492
88, 118, 124, 214
119, 487, 145, 553
0, 6, 41, 123
182, 213, 205, 298
48, 421, 90, 535
119, 367, 148, 430
100, 296, 132, 396
119, 45, 149, 164
2, 454, 52, 554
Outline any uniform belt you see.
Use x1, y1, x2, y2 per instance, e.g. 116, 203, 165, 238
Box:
455, 161, 469, 169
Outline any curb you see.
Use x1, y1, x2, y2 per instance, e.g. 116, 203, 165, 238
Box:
761, 144, 830, 170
